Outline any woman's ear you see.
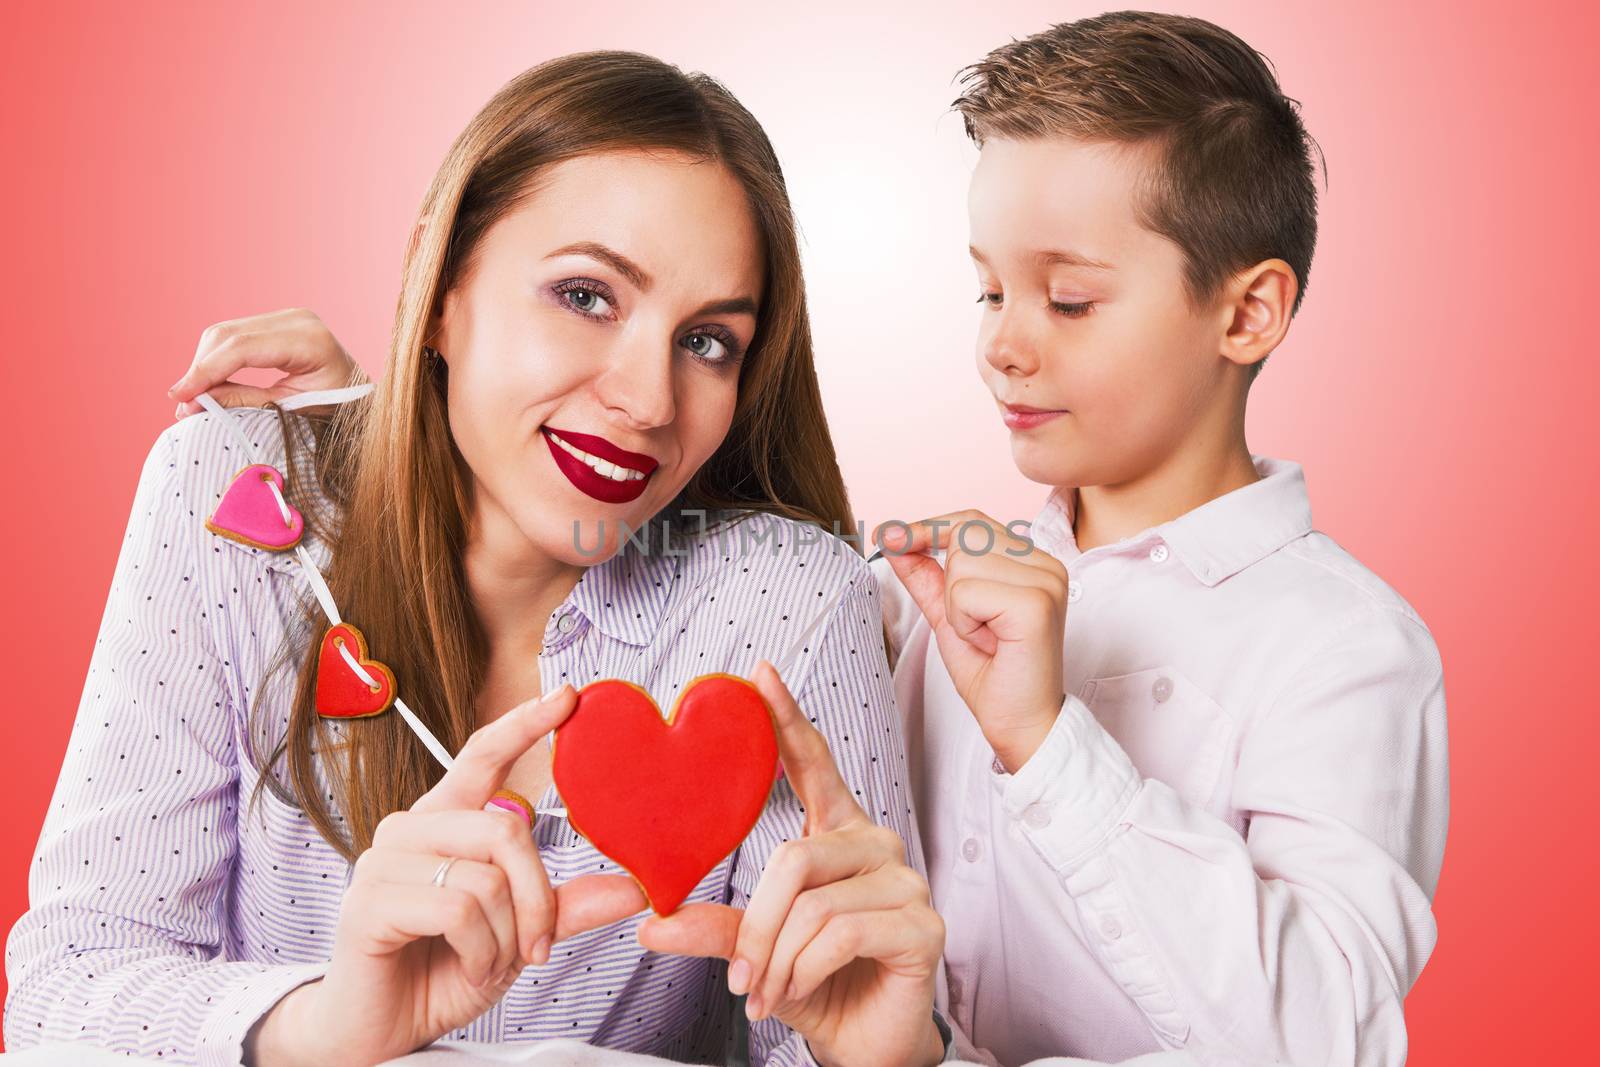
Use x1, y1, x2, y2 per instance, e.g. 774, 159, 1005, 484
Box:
1218, 258, 1296, 371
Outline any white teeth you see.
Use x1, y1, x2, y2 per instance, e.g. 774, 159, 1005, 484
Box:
547, 431, 648, 483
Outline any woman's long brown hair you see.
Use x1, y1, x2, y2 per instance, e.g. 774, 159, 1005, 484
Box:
250, 52, 854, 861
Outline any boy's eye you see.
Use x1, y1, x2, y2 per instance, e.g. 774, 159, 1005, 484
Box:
1050, 300, 1096, 319
976, 291, 1003, 307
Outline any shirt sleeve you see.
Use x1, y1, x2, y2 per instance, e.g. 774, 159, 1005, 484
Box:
729, 571, 925, 1067
3, 425, 326, 1066
995, 608, 1447, 1066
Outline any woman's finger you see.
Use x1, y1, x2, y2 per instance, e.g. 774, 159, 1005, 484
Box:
412, 685, 575, 814
728, 824, 903, 1000
782, 905, 944, 1009
371, 810, 555, 964
352, 850, 520, 978
752, 864, 930, 1017
753, 661, 866, 835
551, 873, 650, 942
345, 881, 502, 986
635, 902, 743, 959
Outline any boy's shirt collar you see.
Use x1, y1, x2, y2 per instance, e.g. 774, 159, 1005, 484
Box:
1030, 455, 1314, 586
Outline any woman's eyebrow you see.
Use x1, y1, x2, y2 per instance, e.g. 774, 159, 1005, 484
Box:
691, 296, 759, 319
546, 241, 652, 289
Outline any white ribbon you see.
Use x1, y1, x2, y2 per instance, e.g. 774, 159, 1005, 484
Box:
194, 389, 454, 771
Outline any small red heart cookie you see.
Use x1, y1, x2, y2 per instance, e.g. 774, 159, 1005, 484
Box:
315, 622, 397, 719
552, 674, 779, 916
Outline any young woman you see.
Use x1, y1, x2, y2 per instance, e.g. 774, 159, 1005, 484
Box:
5, 53, 945, 1067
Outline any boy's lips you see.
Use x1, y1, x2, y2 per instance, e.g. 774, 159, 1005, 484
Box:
540, 426, 660, 504
1001, 402, 1069, 431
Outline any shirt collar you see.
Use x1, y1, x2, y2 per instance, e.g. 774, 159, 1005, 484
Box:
1029, 455, 1313, 586
563, 540, 676, 646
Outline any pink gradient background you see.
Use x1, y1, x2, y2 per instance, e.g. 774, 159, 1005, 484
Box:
2, 1, 1594, 1059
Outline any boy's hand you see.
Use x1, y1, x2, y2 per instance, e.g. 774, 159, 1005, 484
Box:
877, 510, 1067, 772
169, 307, 365, 418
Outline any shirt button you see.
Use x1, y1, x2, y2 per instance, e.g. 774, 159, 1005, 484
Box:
1149, 543, 1170, 564
1152, 676, 1173, 703
1023, 803, 1051, 829
1099, 915, 1123, 941
555, 612, 577, 635
1066, 581, 1083, 604
960, 837, 982, 863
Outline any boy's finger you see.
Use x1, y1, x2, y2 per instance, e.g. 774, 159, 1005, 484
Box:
874, 510, 1014, 558
412, 685, 575, 813
881, 550, 949, 633
753, 661, 864, 835
635, 903, 744, 960
176, 382, 280, 418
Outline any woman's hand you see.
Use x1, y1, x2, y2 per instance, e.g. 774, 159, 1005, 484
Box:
169, 307, 365, 417
876, 511, 1069, 772
246, 685, 648, 1067
638, 661, 946, 1067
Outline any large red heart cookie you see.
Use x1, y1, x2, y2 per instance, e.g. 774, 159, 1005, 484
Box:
315, 622, 397, 719
552, 674, 779, 916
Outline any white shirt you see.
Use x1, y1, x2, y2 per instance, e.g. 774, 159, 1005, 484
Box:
875, 456, 1448, 1067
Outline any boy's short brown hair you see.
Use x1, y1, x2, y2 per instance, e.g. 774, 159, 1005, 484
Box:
953, 10, 1322, 331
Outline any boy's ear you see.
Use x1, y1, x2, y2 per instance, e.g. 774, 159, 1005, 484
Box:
1218, 259, 1297, 370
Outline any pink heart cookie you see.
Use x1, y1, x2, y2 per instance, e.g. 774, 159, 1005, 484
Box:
205, 464, 304, 551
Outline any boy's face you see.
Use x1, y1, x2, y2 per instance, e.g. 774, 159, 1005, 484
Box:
968, 135, 1232, 491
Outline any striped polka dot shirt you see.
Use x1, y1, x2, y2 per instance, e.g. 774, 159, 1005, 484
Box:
3, 408, 920, 1065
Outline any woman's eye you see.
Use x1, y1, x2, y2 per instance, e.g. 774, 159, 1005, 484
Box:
1050, 300, 1096, 318
976, 291, 1002, 307
561, 286, 612, 317
682, 331, 733, 363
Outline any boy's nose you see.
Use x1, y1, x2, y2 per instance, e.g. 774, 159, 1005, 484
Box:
982, 318, 1041, 377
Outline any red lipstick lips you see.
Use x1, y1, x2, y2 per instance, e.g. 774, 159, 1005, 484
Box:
541, 427, 659, 504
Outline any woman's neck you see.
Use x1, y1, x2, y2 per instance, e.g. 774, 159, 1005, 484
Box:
463, 503, 585, 703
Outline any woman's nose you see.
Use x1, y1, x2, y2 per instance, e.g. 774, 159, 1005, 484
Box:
595, 335, 677, 430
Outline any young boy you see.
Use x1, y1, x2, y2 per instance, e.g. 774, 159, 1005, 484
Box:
168, 12, 1447, 1065
870, 11, 1446, 1066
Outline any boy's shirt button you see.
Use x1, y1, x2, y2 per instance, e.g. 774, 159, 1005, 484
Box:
1149, 543, 1170, 563
961, 837, 983, 863
1067, 581, 1083, 604
1023, 803, 1052, 829
1152, 676, 1174, 703
1099, 915, 1124, 941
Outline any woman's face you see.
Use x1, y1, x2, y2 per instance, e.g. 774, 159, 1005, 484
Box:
432, 149, 764, 566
